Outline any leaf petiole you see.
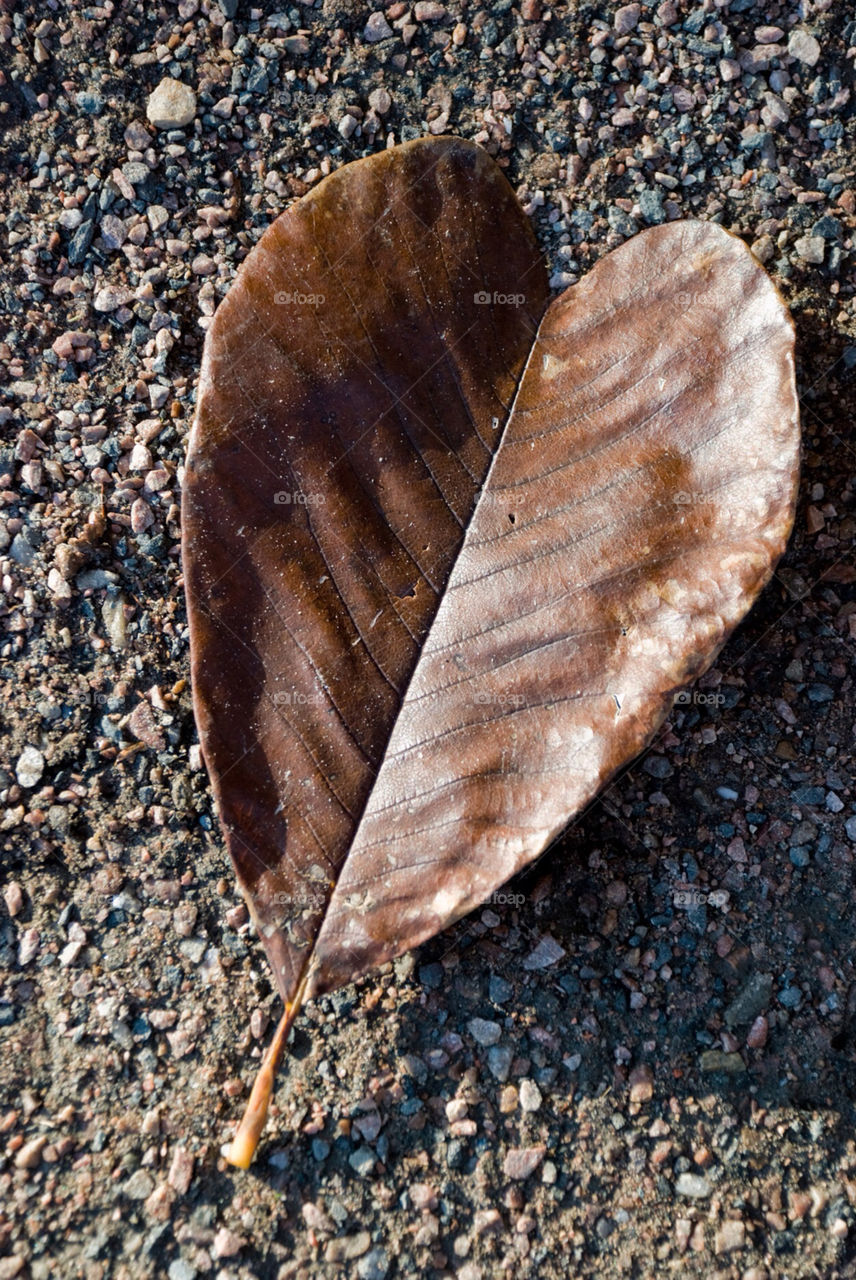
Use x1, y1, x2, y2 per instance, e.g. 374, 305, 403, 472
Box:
225, 969, 310, 1169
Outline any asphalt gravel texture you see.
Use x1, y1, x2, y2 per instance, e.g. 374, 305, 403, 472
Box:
1, 1, 855, 1278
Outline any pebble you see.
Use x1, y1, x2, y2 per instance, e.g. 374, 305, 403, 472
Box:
788, 28, 821, 65
715, 1219, 745, 1253
15, 746, 45, 788
746, 1015, 768, 1049
146, 78, 197, 130
519, 1079, 542, 1112
503, 1146, 546, 1179
368, 88, 392, 116
613, 3, 640, 34
325, 1232, 371, 1262
487, 1045, 514, 1082
468, 1017, 501, 1047
14, 1136, 47, 1169
725, 973, 772, 1028
212, 1228, 244, 1259
676, 1172, 712, 1198
357, 1249, 389, 1280
794, 236, 825, 265
128, 700, 165, 751
167, 1146, 194, 1194
699, 1050, 745, 1074
349, 1146, 376, 1176
93, 285, 133, 313
131, 497, 155, 534
364, 12, 393, 42
522, 936, 565, 970
3, 883, 24, 917
629, 1064, 654, 1103
123, 1168, 155, 1200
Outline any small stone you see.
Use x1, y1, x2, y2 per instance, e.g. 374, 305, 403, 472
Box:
167, 1146, 194, 1194
357, 1249, 389, 1280
714, 1219, 745, 1253
719, 58, 741, 82
725, 972, 772, 1028
487, 1044, 514, 1082
643, 754, 672, 779
504, 1146, 545, 1180
794, 236, 824, 265
414, 1, 446, 18
131, 497, 154, 534
130, 442, 152, 471
55, 543, 87, 581
348, 1145, 376, 1176
499, 1085, 518, 1114
102, 596, 128, 650
409, 1183, 436, 1210
364, 12, 393, 42
629, 1064, 654, 1103
788, 28, 821, 65
637, 189, 665, 225
368, 87, 392, 116
522, 936, 565, 970
93, 284, 133, 313
128, 700, 165, 751
124, 1168, 155, 1200
212, 1228, 244, 1259
699, 1050, 746, 1074
746, 1015, 768, 1049
519, 1079, 542, 1112
446, 1098, 468, 1122
468, 1017, 501, 1046
751, 235, 775, 264
15, 746, 45, 789
474, 1209, 503, 1236
338, 114, 359, 140
14, 1136, 47, 1169
167, 1262, 195, 1280
614, 3, 640, 34
173, 902, 197, 938
144, 1181, 175, 1221
754, 25, 783, 43
146, 78, 197, 130
676, 1172, 712, 1198
4, 883, 24, 917
100, 214, 127, 250
325, 1232, 371, 1263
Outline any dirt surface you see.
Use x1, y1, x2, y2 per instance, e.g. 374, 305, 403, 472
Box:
1, 1, 855, 1278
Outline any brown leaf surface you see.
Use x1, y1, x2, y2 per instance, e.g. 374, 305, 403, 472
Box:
182, 136, 798, 1038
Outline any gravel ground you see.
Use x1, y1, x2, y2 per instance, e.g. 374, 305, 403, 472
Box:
1, 1, 855, 1277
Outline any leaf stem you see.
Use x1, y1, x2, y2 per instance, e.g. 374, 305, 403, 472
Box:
225, 969, 309, 1169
